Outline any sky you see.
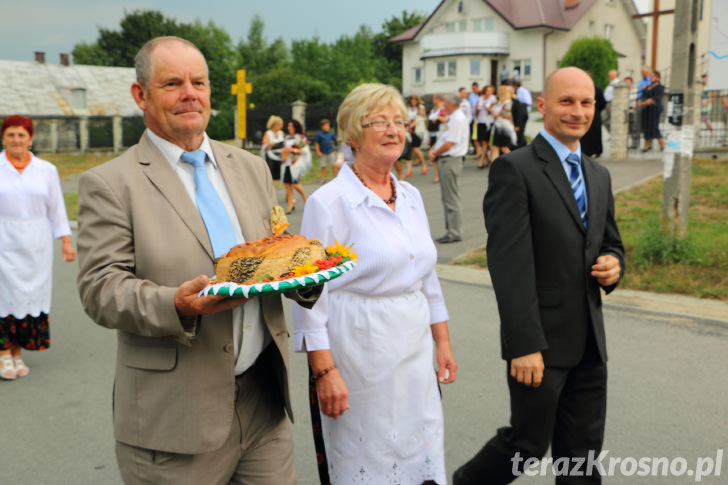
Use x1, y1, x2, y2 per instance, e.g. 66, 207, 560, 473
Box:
2, 0, 650, 64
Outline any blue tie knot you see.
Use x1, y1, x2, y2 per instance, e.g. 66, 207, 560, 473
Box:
181, 150, 207, 168
565, 153, 580, 165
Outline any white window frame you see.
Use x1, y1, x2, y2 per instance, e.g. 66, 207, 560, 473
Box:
413, 67, 423, 85
436, 60, 457, 80
470, 59, 481, 77
604, 24, 614, 42
511, 59, 532, 79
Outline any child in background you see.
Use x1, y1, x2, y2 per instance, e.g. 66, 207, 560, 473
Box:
314, 119, 340, 185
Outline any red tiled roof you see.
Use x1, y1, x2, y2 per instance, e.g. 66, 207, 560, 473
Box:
486, 0, 597, 30
388, 0, 603, 43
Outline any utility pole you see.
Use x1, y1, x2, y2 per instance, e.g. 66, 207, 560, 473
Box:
664, 0, 699, 238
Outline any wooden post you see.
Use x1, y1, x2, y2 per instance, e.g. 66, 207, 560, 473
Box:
663, 0, 698, 238
230, 69, 252, 140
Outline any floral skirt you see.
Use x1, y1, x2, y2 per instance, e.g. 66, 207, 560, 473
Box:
0, 313, 50, 351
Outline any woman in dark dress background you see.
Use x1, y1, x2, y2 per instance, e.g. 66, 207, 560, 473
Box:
580, 83, 606, 157
639, 70, 665, 152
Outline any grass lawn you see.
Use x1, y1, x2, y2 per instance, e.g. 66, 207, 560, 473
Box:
454, 158, 728, 302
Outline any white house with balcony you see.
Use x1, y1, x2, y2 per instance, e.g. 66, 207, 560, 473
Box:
390, 0, 647, 97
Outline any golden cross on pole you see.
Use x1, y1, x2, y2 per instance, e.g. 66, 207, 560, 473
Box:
231, 69, 252, 140
633, 0, 675, 71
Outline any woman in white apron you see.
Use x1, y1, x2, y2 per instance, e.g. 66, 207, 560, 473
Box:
0, 115, 75, 380
292, 84, 457, 484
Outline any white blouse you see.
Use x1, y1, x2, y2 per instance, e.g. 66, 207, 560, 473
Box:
0, 153, 70, 238
291, 162, 449, 351
476, 94, 497, 125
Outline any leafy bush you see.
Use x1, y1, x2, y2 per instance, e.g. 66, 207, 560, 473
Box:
559, 37, 618, 89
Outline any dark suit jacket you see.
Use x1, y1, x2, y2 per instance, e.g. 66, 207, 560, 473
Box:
76, 133, 297, 454
483, 134, 625, 368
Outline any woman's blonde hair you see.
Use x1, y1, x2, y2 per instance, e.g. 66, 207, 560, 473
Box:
266, 115, 283, 130
337, 83, 407, 150
497, 85, 511, 103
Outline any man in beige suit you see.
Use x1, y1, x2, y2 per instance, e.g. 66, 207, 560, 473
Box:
76, 36, 316, 484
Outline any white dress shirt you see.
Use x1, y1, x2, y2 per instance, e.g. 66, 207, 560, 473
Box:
459, 98, 473, 123
434, 109, 470, 158
146, 129, 269, 375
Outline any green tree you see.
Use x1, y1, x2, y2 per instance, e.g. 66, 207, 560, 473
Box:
71, 42, 112, 66
237, 14, 289, 74
371, 10, 428, 89
252, 65, 331, 105
559, 37, 618, 89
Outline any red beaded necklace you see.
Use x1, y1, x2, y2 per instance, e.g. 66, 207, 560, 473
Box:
5, 151, 31, 172
351, 164, 397, 205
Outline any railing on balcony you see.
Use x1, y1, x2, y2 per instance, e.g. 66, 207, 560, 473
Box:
420, 32, 510, 58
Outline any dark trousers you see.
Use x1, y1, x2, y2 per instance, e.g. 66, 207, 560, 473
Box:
454, 335, 607, 484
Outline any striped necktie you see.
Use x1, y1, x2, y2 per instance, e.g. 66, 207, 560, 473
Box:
180, 150, 238, 258
565, 153, 588, 228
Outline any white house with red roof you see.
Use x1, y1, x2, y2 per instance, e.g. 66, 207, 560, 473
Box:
390, 0, 646, 96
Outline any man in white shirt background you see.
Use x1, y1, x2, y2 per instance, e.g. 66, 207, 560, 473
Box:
459, 87, 475, 155
603, 69, 620, 132
429, 92, 470, 244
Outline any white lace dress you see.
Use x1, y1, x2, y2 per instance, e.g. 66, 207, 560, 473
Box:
292, 163, 449, 484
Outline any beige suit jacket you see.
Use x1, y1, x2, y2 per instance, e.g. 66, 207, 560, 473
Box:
77, 133, 293, 454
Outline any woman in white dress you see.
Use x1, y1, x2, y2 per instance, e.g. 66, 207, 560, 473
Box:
292, 84, 457, 485
261, 115, 285, 180
281, 119, 311, 214
406, 95, 428, 177
474, 85, 497, 169
490, 85, 517, 161
0, 115, 76, 380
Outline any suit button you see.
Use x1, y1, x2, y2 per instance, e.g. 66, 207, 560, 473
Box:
223, 343, 234, 353
586, 241, 592, 249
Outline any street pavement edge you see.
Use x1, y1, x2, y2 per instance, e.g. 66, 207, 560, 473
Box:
436, 263, 728, 326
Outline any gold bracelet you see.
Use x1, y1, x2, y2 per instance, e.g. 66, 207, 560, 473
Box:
311, 365, 337, 382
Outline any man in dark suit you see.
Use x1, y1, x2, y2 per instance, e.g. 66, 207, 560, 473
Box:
76, 36, 317, 484
454, 67, 625, 484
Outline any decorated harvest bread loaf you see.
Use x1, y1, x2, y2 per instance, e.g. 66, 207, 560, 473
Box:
215, 233, 327, 284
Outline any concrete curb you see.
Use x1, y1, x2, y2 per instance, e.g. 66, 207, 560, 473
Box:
436, 264, 728, 326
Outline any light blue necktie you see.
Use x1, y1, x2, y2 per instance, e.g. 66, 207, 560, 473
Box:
565, 153, 588, 229
180, 150, 237, 258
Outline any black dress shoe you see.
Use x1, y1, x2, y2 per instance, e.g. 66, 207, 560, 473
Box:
437, 235, 462, 244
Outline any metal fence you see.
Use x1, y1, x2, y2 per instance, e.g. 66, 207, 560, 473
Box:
244, 103, 340, 148
626, 86, 728, 156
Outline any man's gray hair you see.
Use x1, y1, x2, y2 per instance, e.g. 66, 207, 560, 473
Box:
442, 93, 460, 106
135, 36, 208, 89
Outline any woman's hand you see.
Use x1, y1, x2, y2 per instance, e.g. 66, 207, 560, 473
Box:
435, 340, 457, 384
315, 367, 350, 419
309, 350, 350, 419
60, 235, 76, 262
432, 321, 457, 384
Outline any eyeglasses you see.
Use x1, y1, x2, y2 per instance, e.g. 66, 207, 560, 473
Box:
361, 120, 406, 132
